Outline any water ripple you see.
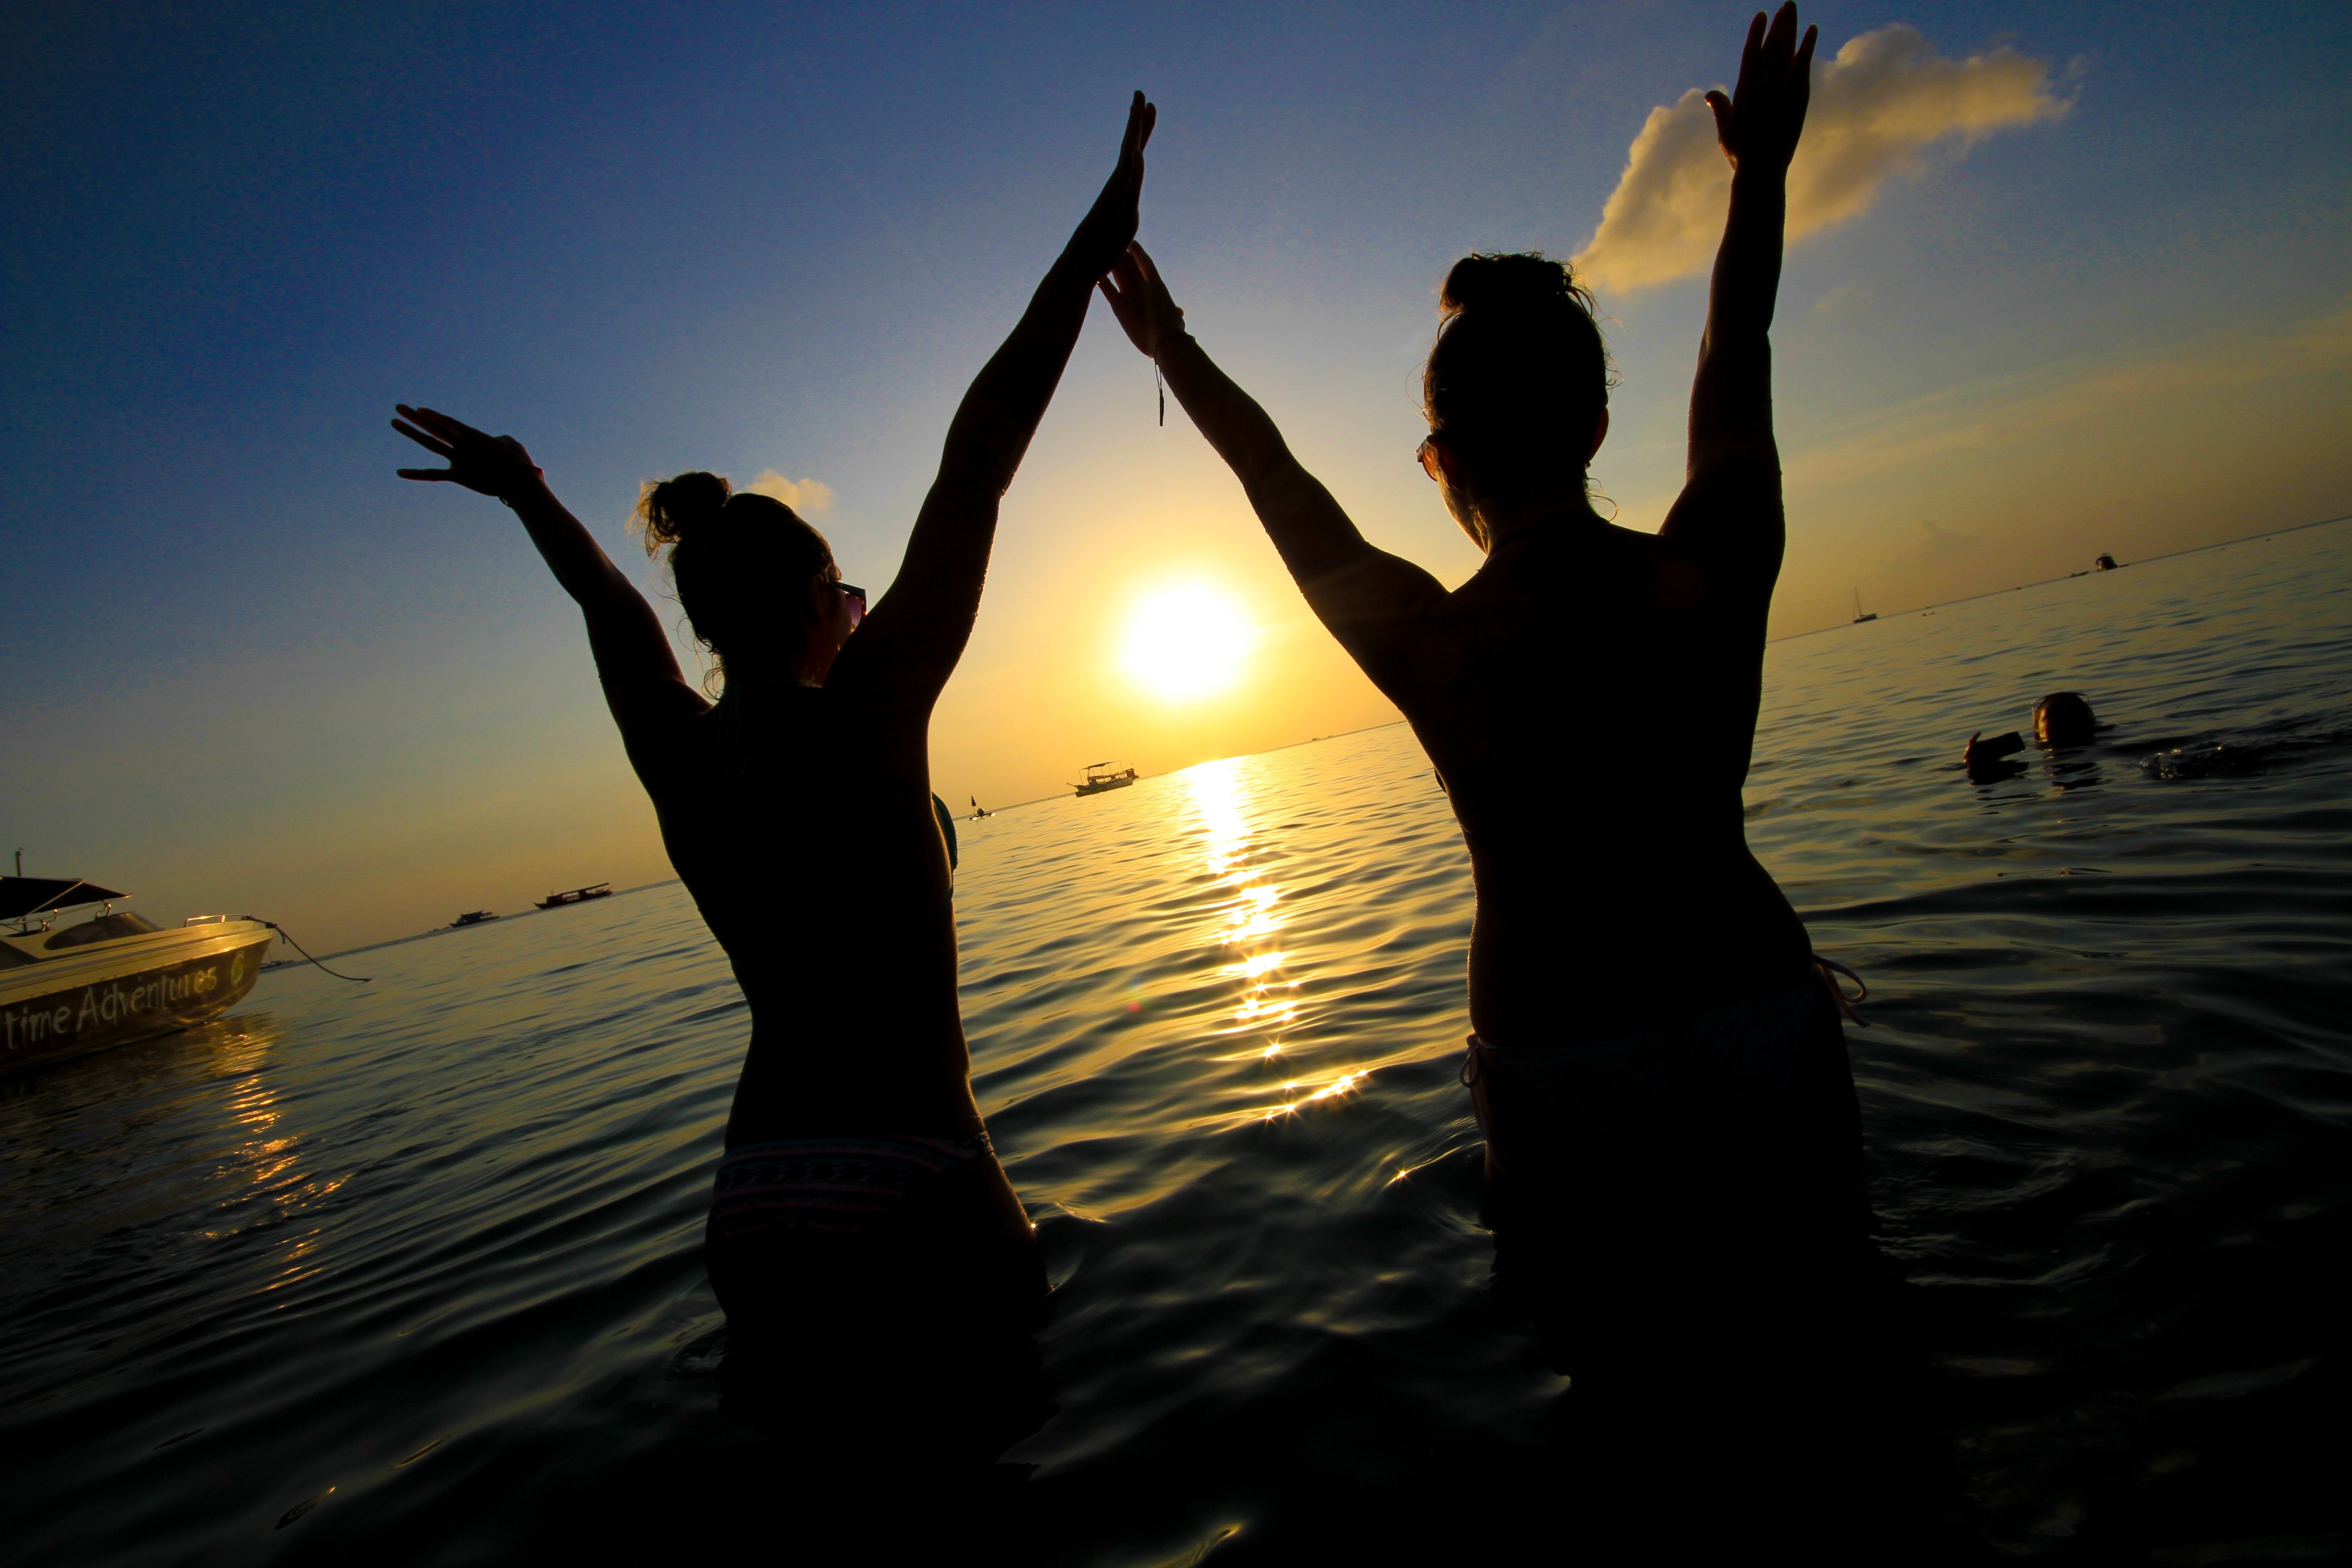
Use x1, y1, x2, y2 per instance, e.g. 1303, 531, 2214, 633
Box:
2, 522, 2348, 1563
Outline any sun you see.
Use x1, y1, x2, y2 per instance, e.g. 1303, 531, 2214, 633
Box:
1120, 582, 1255, 701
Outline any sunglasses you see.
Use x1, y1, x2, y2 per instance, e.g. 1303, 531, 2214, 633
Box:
1415, 437, 1443, 483
836, 581, 867, 628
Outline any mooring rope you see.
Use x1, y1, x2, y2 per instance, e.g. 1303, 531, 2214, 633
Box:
250, 919, 372, 983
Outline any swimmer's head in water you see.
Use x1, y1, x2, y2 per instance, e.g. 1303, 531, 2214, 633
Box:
637, 470, 848, 690
2033, 691, 2097, 747
1421, 252, 1613, 547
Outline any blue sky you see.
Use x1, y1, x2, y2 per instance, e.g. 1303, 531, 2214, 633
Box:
4, 2, 2346, 950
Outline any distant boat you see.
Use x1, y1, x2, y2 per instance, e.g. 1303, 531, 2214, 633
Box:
2095, 552, 2119, 571
967, 796, 993, 820
1852, 588, 1878, 624
1071, 761, 1139, 797
2, 875, 273, 1074
451, 909, 499, 928
535, 882, 612, 911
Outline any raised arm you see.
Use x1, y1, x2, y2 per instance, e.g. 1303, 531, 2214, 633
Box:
1662, 4, 1816, 560
392, 406, 702, 742
1098, 244, 1448, 697
834, 93, 1156, 709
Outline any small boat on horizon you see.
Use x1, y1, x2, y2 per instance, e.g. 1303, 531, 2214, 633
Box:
2095, 552, 2120, 571
2, 875, 273, 1075
1072, 761, 1139, 798
1852, 588, 1878, 624
968, 796, 994, 820
535, 882, 612, 911
451, 909, 499, 928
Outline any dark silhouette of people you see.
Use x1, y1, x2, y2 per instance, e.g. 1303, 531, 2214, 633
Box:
1965, 727, 2028, 782
2035, 690, 2098, 746
1965, 693, 2099, 784
390, 93, 1157, 1472
1102, 8, 1936, 1553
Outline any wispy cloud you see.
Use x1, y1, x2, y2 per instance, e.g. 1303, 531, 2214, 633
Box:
746, 470, 835, 511
1786, 299, 2352, 491
1574, 25, 2068, 293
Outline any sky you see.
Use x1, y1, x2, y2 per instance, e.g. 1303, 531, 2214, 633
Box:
3, 1, 2347, 953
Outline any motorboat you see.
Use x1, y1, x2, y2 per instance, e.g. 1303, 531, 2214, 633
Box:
534, 883, 611, 911
451, 909, 500, 927
0, 876, 273, 1075
1072, 761, 1138, 797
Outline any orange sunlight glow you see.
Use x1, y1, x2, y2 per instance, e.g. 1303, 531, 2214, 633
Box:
1120, 583, 1254, 701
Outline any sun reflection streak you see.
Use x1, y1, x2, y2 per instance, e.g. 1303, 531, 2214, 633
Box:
196, 1033, 351, 1289
1182, 758, 1377, 1127
1187, 760, 1289, 1025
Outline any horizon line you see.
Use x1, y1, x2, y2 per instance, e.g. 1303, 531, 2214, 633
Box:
1769, 512, 2352, 644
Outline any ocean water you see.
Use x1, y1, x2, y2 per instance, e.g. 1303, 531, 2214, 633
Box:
4, 520, 2348, 1565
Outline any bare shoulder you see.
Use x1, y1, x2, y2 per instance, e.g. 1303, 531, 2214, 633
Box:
1656, 458, 1785, 588
613, 682, 714, 779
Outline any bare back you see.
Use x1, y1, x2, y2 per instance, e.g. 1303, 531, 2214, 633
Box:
1400, 513, 1809, 1047
622, 681, 976, 1147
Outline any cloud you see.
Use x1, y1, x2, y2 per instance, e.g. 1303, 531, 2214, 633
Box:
1886, 518, 1986, 571
1811, 281, 1866, 318
1573, 26, 2067, 293
746, 470, 834, 511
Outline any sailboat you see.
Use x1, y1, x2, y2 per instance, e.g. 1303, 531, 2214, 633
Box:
967, 796, 993, 820
1852, 588, 1878, 624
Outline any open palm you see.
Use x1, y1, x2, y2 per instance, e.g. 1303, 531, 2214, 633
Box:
1064, 91, 1157, 279
391, 405, 540, 500
1707, 3, 1818, 173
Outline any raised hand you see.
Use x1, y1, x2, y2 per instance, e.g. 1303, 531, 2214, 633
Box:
1062, 91, 1156, 280
1706, 3, 1818, 174
391, 405, 542, 500
1097, 242, 1186, 358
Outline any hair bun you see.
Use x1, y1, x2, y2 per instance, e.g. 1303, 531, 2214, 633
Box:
1440, 252, 1581, 318
638, 470, 732, 550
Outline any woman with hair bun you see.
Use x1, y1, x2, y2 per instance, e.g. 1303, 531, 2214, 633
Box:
391, 93, 1154, 1453
1100, 12, 1876, 1384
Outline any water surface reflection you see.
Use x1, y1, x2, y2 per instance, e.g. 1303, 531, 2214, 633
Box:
2, 526, 2347, 1564
1185, 759, 1370, 1128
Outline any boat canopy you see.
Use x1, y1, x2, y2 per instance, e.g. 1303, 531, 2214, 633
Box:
0, 877, 129, 921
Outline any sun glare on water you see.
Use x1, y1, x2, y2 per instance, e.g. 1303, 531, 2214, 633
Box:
1121, 583, 1254, 701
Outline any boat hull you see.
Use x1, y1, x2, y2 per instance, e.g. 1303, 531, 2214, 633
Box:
0, 924, 274, 1076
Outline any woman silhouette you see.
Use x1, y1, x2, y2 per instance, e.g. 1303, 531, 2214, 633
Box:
392, 93, 1154, 1445
1100, 13, 1872, 1371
